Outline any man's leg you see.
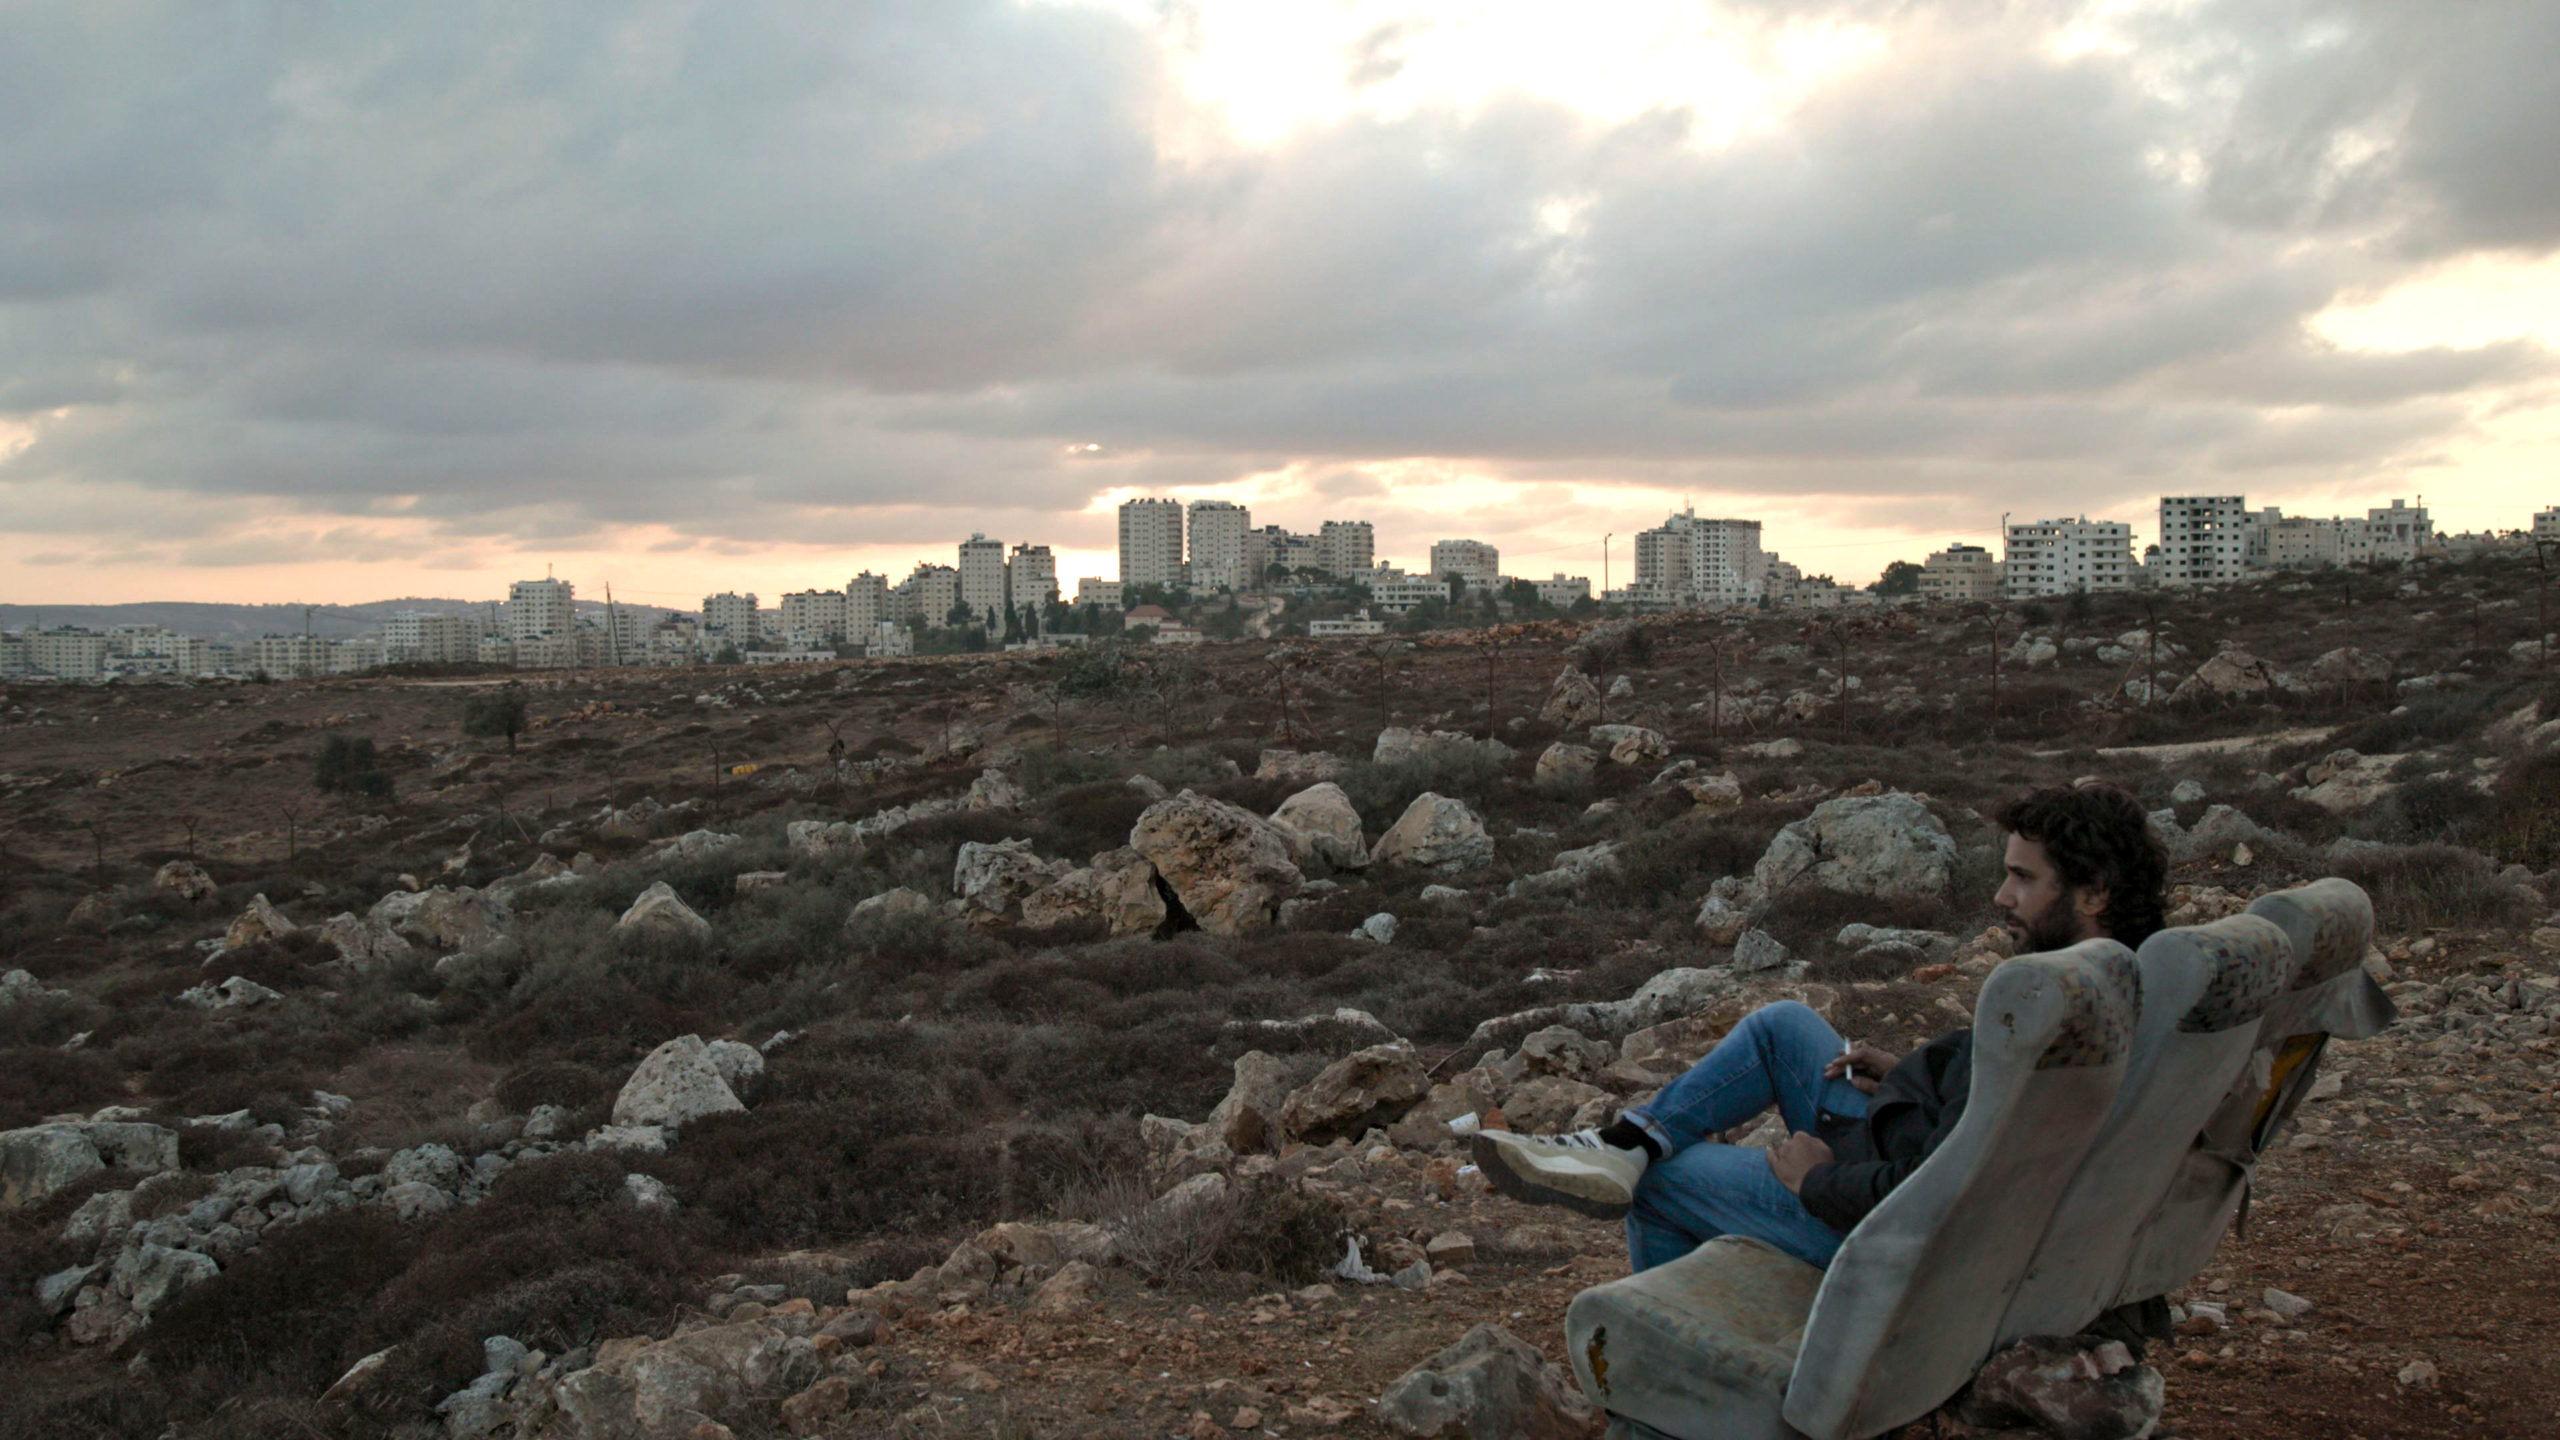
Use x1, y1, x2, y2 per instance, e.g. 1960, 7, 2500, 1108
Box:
1624, 1139, 1847, 1272
1619, 1000, 1868, 1157
1471, 1000, 1864, 1219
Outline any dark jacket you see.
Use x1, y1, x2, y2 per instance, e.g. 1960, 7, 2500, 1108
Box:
1797, 1029, 1974, 1234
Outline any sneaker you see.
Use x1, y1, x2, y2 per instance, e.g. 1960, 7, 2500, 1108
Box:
1472, 1127, 1650, 1219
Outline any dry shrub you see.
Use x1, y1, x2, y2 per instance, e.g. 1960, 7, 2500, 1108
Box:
2328, 844, 2539, 934
0, 1046, 118, 1129
327, 1046, 504, 1152
1103, 1175, 1341, 1289
145, 1208, 423, 1416
1034, 782, 1152, 858
2467, 753, 2560, 872
636, 1103, 1000, 1247
492, 1059, 610, 1115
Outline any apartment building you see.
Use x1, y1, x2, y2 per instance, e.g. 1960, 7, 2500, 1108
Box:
845, 572, 888, 635
778, 590, 848, 644
2003, 517, 2136, 596
506, 578, 575, 641
17, 628, 110, 680
1633, 508, 1766, 607
384, 611, 475, 664
701, 592, 760, 648
2157, 496, 2251, 587
2365, 499, 2431, 564
1429, 539, 1502, 591
891, 563, 960, 627
1920, 543, 2001, 603
2536, 506, 2559, 540
1185, 500, 1251, 592
1243, 525, 1321, 582
1317, 520, 1375, 578
1118, 498, 1186, 589
1075, 577, 1124, 609
1007, 543, 1059, 613
250, 633, 329, 679
955, 534, 1009, 628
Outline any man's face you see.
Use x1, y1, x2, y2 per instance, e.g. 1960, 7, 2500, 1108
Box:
1995, 834, 2100, 953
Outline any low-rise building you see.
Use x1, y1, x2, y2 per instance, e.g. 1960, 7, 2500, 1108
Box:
1075, 576, 1124, 609
2534, 506, 2559, 540
2365, 499, 2431, 564
1920, 543, 2001, 603
1152, 623, 1204, 645
1361, 567, 1453, 614
868, 622, 915, 658
1529, 574, 1592, 608
1308, 610, 1388, 637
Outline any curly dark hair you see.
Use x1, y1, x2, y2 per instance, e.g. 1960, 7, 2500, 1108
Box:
1995, 782, 2170, 947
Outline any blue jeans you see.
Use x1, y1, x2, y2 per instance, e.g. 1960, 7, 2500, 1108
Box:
1617, 1001, 1869, 1272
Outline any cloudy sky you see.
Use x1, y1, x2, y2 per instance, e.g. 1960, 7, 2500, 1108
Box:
3, 0, 2554, 606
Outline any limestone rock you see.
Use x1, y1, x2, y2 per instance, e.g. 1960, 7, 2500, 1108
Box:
616, 882, 713, 942
1371, 793, 1493, 873
1501, 1076, 1613, 1133
1680, 771, 1744, 808
1129, 792, 1304, 936
966, 769, 1027, 811
553, 1318, 815, 1440
1027, 1260, 1104, 1315
1733, 929, 1792, 973
223, 893, 298, 950
1694, 877, 1760, 946
2307, 646, 2391, 686
0, 1121, 177, 1211
1280, 1042, 1431, 1144
1753, 793, 1954, 906
1256, 749, 1347, 783
1534, 742, 1597, 787
612, 1035, 746, 1131
1517, 1026, 1612, 1082
1956, 1336, 2164, 1440
952, 839, 1075, 921
116, 1241, 219, 1316
1588, 724, 1668, 765
1207, 1051, 1298, 1153
1354, 912, 1399, 944
1269, 783, 1370, 871
1021, 847, 1168, 936
316, 912, 417, 970
2292, 749, 2399, 813
154, 860, 216, 903
1375, 728, 1513, 767
1375, 1323, 1598, 1440
653, 829, 743, 865
1539, 668, 1605, 729
2173, 648, 2292, 702
369, 885, 505, 952
847, 887, 934, 925
0, 968, 70, 1008
178, 974, 286, 1010
1508, 842, 1620, 897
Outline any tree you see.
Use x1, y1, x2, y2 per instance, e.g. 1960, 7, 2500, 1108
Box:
314, 734, 394, 801
1873, 560, 1923, 597
462, 685, 530, 752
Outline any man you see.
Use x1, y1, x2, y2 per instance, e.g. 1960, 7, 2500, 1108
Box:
1475, 782, 2169, 1272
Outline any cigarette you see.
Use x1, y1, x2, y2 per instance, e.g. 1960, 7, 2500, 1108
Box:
1840, 1038, 1856, 1077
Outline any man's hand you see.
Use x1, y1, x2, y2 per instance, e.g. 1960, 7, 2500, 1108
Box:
1823, 1043, 1898, 1095
1767, 1132, 1833, 1193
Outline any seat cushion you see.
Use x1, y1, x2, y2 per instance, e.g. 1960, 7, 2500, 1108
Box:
1567, 1236, 1824, 1440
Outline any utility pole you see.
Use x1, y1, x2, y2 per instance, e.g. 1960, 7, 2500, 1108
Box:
302, 604, 315, 680
1603, 534, 1612, 601
605, 583, 622, 668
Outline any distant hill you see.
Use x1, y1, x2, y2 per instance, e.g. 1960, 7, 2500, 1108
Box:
0, 597, 677, 641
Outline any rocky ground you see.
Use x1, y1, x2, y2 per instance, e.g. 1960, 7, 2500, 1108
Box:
2, 556, 2556, 1438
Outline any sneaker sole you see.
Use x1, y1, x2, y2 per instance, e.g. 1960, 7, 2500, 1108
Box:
1471, 1133, 1634, 1221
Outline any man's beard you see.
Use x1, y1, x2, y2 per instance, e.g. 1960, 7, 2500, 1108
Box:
2005, 897, 2086, 955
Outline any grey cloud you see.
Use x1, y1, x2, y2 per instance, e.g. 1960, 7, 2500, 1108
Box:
0, 0, 2548, 572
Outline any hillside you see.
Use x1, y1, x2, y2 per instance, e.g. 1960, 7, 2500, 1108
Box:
1, 553, 2554, 1439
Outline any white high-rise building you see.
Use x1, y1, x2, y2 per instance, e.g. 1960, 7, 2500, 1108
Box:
958, 534, 1008, 628
507, 578, 576, 641
1429, 539, 1502, 591
1185, 500, 1251, 592
1007, 543, 1059, 615
846, 572, 888, 635
2003, 518, 2136, 596
702, 592, 760, 649
2156, 496, 2250, 587
21, 628, 110, 680
778, 590, 849, 644
1317, 520, 1374, 578
1633, 509, 1766, 607
385, 611, 475, 664
1119, 498, 1186, 590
